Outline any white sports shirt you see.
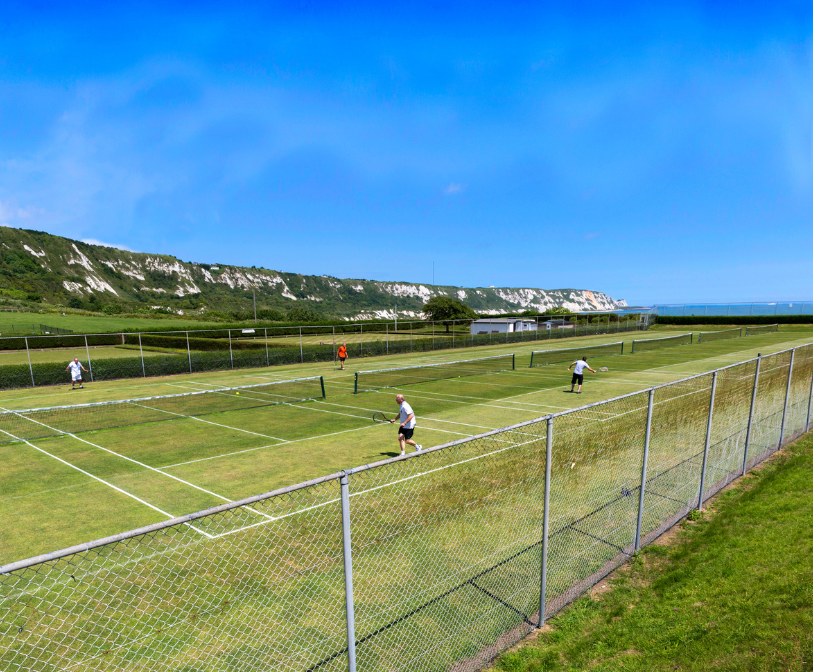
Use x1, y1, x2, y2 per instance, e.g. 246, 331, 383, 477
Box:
572, 360, 589, 375
68, 361, 83, 378
398, 401, 417, 429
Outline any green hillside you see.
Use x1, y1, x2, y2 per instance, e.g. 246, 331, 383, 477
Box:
0, 226, 626, 320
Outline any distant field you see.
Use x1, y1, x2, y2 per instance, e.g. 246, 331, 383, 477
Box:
0, 312, 225, 335
1, 327, 810, 565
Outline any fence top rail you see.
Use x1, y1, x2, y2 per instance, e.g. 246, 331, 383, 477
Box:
530, 340, 624, 354
0, 375, 324, 418
6, 341, 808, 576
632, 333, 692, 342
354, 353, 514, 377
0, 469, 343, 575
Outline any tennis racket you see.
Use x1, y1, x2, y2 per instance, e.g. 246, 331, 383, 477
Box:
372, 412, 392, 424
599, 367, 609, 372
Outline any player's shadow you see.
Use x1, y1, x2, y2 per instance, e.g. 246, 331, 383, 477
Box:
380, 451, 401, 458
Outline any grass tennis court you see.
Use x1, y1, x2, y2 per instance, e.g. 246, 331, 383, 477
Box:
1, 326, 811, 565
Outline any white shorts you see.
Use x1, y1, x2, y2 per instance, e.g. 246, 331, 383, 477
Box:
72, 374, 82, 382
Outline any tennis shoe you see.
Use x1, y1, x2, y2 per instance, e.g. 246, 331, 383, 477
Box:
416, 445, 423, 451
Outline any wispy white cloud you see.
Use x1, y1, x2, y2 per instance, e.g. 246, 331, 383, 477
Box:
82, 238, 137, 252
444, 183, 465, 195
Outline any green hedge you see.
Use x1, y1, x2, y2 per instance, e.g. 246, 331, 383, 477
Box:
0, 321, 646, 389
655, 316, 813, 325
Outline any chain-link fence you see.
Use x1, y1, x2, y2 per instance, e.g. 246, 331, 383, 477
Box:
0, 313, 651, 389
2, 343, 811, 672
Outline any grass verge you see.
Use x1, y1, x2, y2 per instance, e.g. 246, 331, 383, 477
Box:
492, 432, 813, 672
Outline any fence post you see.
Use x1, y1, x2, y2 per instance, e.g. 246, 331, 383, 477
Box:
360, 324, 363, 357
24, 337, 34, 387
741, 355, 761, 475
138, 333, 146, 377
264, 328, 269, 366
333, 326, 336, 363
538, 416, 553, 626
806, 366, 813, 433
432, 320, 434, 350
697, 371, 718, 510
228, 329, 234, 369
299, 327, 304, 364
410, 321, 412, 351
778, 349, 795, 449
84, 335, 94, 382
340, 471, 357, 672
386, 323, 388, 355
183, 332, 192, 372
452, 320, 455, 348
635, 388, 655, 552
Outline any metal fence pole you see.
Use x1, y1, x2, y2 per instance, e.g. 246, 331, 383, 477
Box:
538, 416, 553, 626
186, 332, 192, 373
340, 472, 357, 672
138, 333, 145, 377
333, 326, 336, 363
635, 388, 655, 552
778, 348, 795, 448
264, 328, 270, 366
742, 355, 762, 474
360, 324, 363, 357
228, 329, 234, 369
24, 336, 34, 387
807, 366, 813, 433
386, 323, 389, 355
410, 321, 413, 351
452, 319, 455, 348
432, 320, 435, 350
697, 371, 718, 510
84, 335, 94, 382
299, 327, 304, 364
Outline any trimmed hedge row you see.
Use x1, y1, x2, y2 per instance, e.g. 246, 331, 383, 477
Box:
655, 315, 813, 325
0, 321, 646, 390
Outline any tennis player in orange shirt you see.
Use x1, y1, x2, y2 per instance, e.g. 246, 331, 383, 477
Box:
337, 343, 348, 370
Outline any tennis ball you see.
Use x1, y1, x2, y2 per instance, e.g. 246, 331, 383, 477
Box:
236, 392, 240, 395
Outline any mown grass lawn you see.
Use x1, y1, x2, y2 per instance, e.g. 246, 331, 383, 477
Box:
492, 432, 813, 672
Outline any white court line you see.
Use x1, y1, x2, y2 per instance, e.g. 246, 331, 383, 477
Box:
128, 400, 288, 442
0, 427, 213, 539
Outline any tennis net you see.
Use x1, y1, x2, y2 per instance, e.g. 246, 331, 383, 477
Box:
354, 354, 515, 393
745, 324, 779, 336
698, 328, 742, 343
0, 376, 325, 444
529, 341, 624, 367
631, 333, 693, 353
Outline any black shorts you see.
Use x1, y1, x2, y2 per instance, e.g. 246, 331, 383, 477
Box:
571, 373, 584, 385
339, 356, 346, 362
399, 427, 414, 440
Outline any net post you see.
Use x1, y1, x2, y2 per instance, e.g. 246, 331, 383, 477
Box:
529, 351, 534, 368
24, 336, 34, 387
84, 335, 94, 382
690, 332, 693, 345
621, 341, 624, 355
339, 471, 357, 672
697, 371, 717, 510
742, 355, 761, 474
778, 348, 795, 449
320, 376, 326, 399
512, 353, 515, 370
228, 329, 234, 369
538, 416, 553, 626
635, 388, 655, 552
265, 328, 269, 366
299, 327, 304, 364
354, 372, 358, 395
186, 332, 192, 373
806, 364, 813, 433
632, 339, 635, 354
138, 333, 145, 377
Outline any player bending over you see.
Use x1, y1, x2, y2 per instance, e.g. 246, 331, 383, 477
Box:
66, 357, 89, 390
568, 356, 596, 394
390, 393, 422, 455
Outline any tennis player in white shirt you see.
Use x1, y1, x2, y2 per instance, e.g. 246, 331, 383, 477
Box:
390, 394, 422, 455
66, 357, 89, 390
568, 356, 596, 394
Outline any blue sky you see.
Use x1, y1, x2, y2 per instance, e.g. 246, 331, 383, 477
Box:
1, 3, 811, 306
